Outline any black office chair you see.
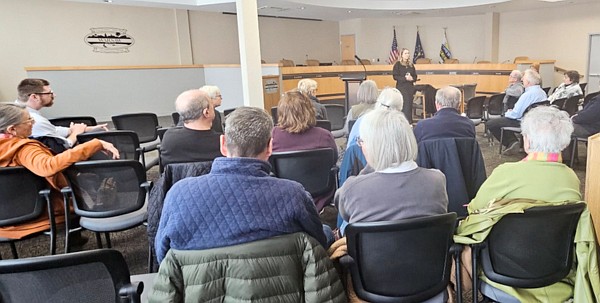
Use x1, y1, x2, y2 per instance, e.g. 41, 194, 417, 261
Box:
270, 106, 278, 125
504, 95, 519, 113
342, 213, 461, 303
551, 97, 567, 110
563, 95, 581, 116
171, 112, 180, 126
112, 113, 161, 169
61, 160, 150, 255
569, 136, 588, 168
542, 87, 551, 95
49, 116, 97, 128
323, 104, 346, 137
483, 93, 504, 142
0, 249, 143, 303
77, 130, 146, 166
579, 83, 587, 96
0, 167, 56, 259
471, 203, 585, 302
223, 108, 237, 117
269, 148, 338, 198
465, 95, 486, 126
315, 120, 332, 131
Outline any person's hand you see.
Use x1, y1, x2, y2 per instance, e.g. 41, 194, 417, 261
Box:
85, 124, 109, 133
69, 122, 87, 136
98, 140, 120, 159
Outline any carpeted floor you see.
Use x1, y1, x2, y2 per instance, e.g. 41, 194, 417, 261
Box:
0, 123, 588, 274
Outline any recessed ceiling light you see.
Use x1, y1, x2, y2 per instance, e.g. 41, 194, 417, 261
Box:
104, 0, 113, 2
348, 10, 352, 13
300, 6, 305, 10
539, 0, 565, 2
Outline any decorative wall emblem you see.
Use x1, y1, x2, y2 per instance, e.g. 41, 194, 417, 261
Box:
84, 28, 134, 53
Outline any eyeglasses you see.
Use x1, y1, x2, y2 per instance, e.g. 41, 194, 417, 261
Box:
215, 94, 222, 98
29, 91, 55, 96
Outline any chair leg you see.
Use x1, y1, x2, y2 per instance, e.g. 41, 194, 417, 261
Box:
148, 244, 154, 273
570, 138, 578, 167
95, 232, 103, 248
498, 129, 505, 154
10, 242, 18, 259
105, 232, 112, 248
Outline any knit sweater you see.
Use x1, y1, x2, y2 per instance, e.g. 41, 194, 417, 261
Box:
154, 157, 327, 263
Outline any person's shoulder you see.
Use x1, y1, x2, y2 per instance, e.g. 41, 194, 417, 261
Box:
415, 167, 446, 179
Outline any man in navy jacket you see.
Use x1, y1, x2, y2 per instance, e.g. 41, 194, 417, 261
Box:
572, 94, 600, 138
413, 86, 476, 142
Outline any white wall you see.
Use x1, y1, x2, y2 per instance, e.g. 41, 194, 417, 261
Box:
340, 15, 486, 64
188, 11, 340, 65
499, 2, 600, 87
0, 0, 182, 101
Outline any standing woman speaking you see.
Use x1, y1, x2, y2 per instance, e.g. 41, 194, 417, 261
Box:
393, 48, 417, 124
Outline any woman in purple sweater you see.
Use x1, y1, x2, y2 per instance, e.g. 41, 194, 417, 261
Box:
272, 90, 338, 211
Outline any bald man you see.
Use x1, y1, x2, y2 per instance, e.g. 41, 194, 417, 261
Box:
159, 89, 223, 167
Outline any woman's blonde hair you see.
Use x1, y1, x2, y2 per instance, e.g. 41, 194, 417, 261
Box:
277, 90, 316, 133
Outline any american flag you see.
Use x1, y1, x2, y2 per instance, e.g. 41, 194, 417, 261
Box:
388, 28, 399, 64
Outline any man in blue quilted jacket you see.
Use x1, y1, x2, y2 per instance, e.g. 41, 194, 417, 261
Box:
155, 107, 328, 263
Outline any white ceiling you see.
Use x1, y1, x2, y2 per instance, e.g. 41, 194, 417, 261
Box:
66, 0, 594, 21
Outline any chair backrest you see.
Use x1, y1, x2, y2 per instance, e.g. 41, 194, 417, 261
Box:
305, 59, 320, 66
77, 130, 141, 161
505, 95, 519, 111
223, 108, 236, 117
415, 84, 438, 117
171, 112, 180, 126
63, 160, 148, 218
542, 86, 551, 95
415, 58, 432, 64
49, 116, 97, 128
476, 60, 491, 64
360, 59, 371, 65
347, 119, 357, 134
315, 120, 331, 131
157, 126, 181, 141
111, 113, 159, 144
0, 249, 141, 303
323, 104, 345, 130
444, 58, 459, 64
280, 59, 295, 67
480, 203, 585, 288
341, 59, 356, 65
345, 213, 457, 302
563, 95, 581, 116
462, 83, 478, 103
551, 97, 567, 109
487, 93, 505, 116
269, 148, 336, 197
0, 167, 48, 227
579, 83, 587, 95
466, 95, 486, 119
270, 106, 278, 125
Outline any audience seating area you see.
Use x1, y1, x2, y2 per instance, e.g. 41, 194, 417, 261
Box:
1, 85, 598, 302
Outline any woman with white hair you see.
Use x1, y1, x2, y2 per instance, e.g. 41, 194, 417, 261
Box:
468, 105, 580, 212
337, 109, 448, 230
347, 87, 403, 148
199, 85, 224, 133
297, 79, 328, 120
462, 100, 587, 303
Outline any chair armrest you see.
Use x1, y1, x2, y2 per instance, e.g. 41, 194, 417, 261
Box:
119, 281, 144, 303
141, 181, 153, 192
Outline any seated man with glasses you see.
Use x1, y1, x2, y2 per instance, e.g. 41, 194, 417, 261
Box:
16, 78, 108, 153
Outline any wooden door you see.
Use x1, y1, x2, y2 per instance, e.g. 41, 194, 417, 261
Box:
341, 35, 356, 61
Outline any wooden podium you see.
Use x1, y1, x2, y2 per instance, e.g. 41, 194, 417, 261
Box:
585, 133, 600, 242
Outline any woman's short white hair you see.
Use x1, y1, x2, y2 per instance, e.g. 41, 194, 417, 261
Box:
297, 79, 318, 96
199, 85, 221, 99
375, 87, 404, 111
356, 80, 379, 105
521, 106, 573, 153
359, 109, 417, 171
